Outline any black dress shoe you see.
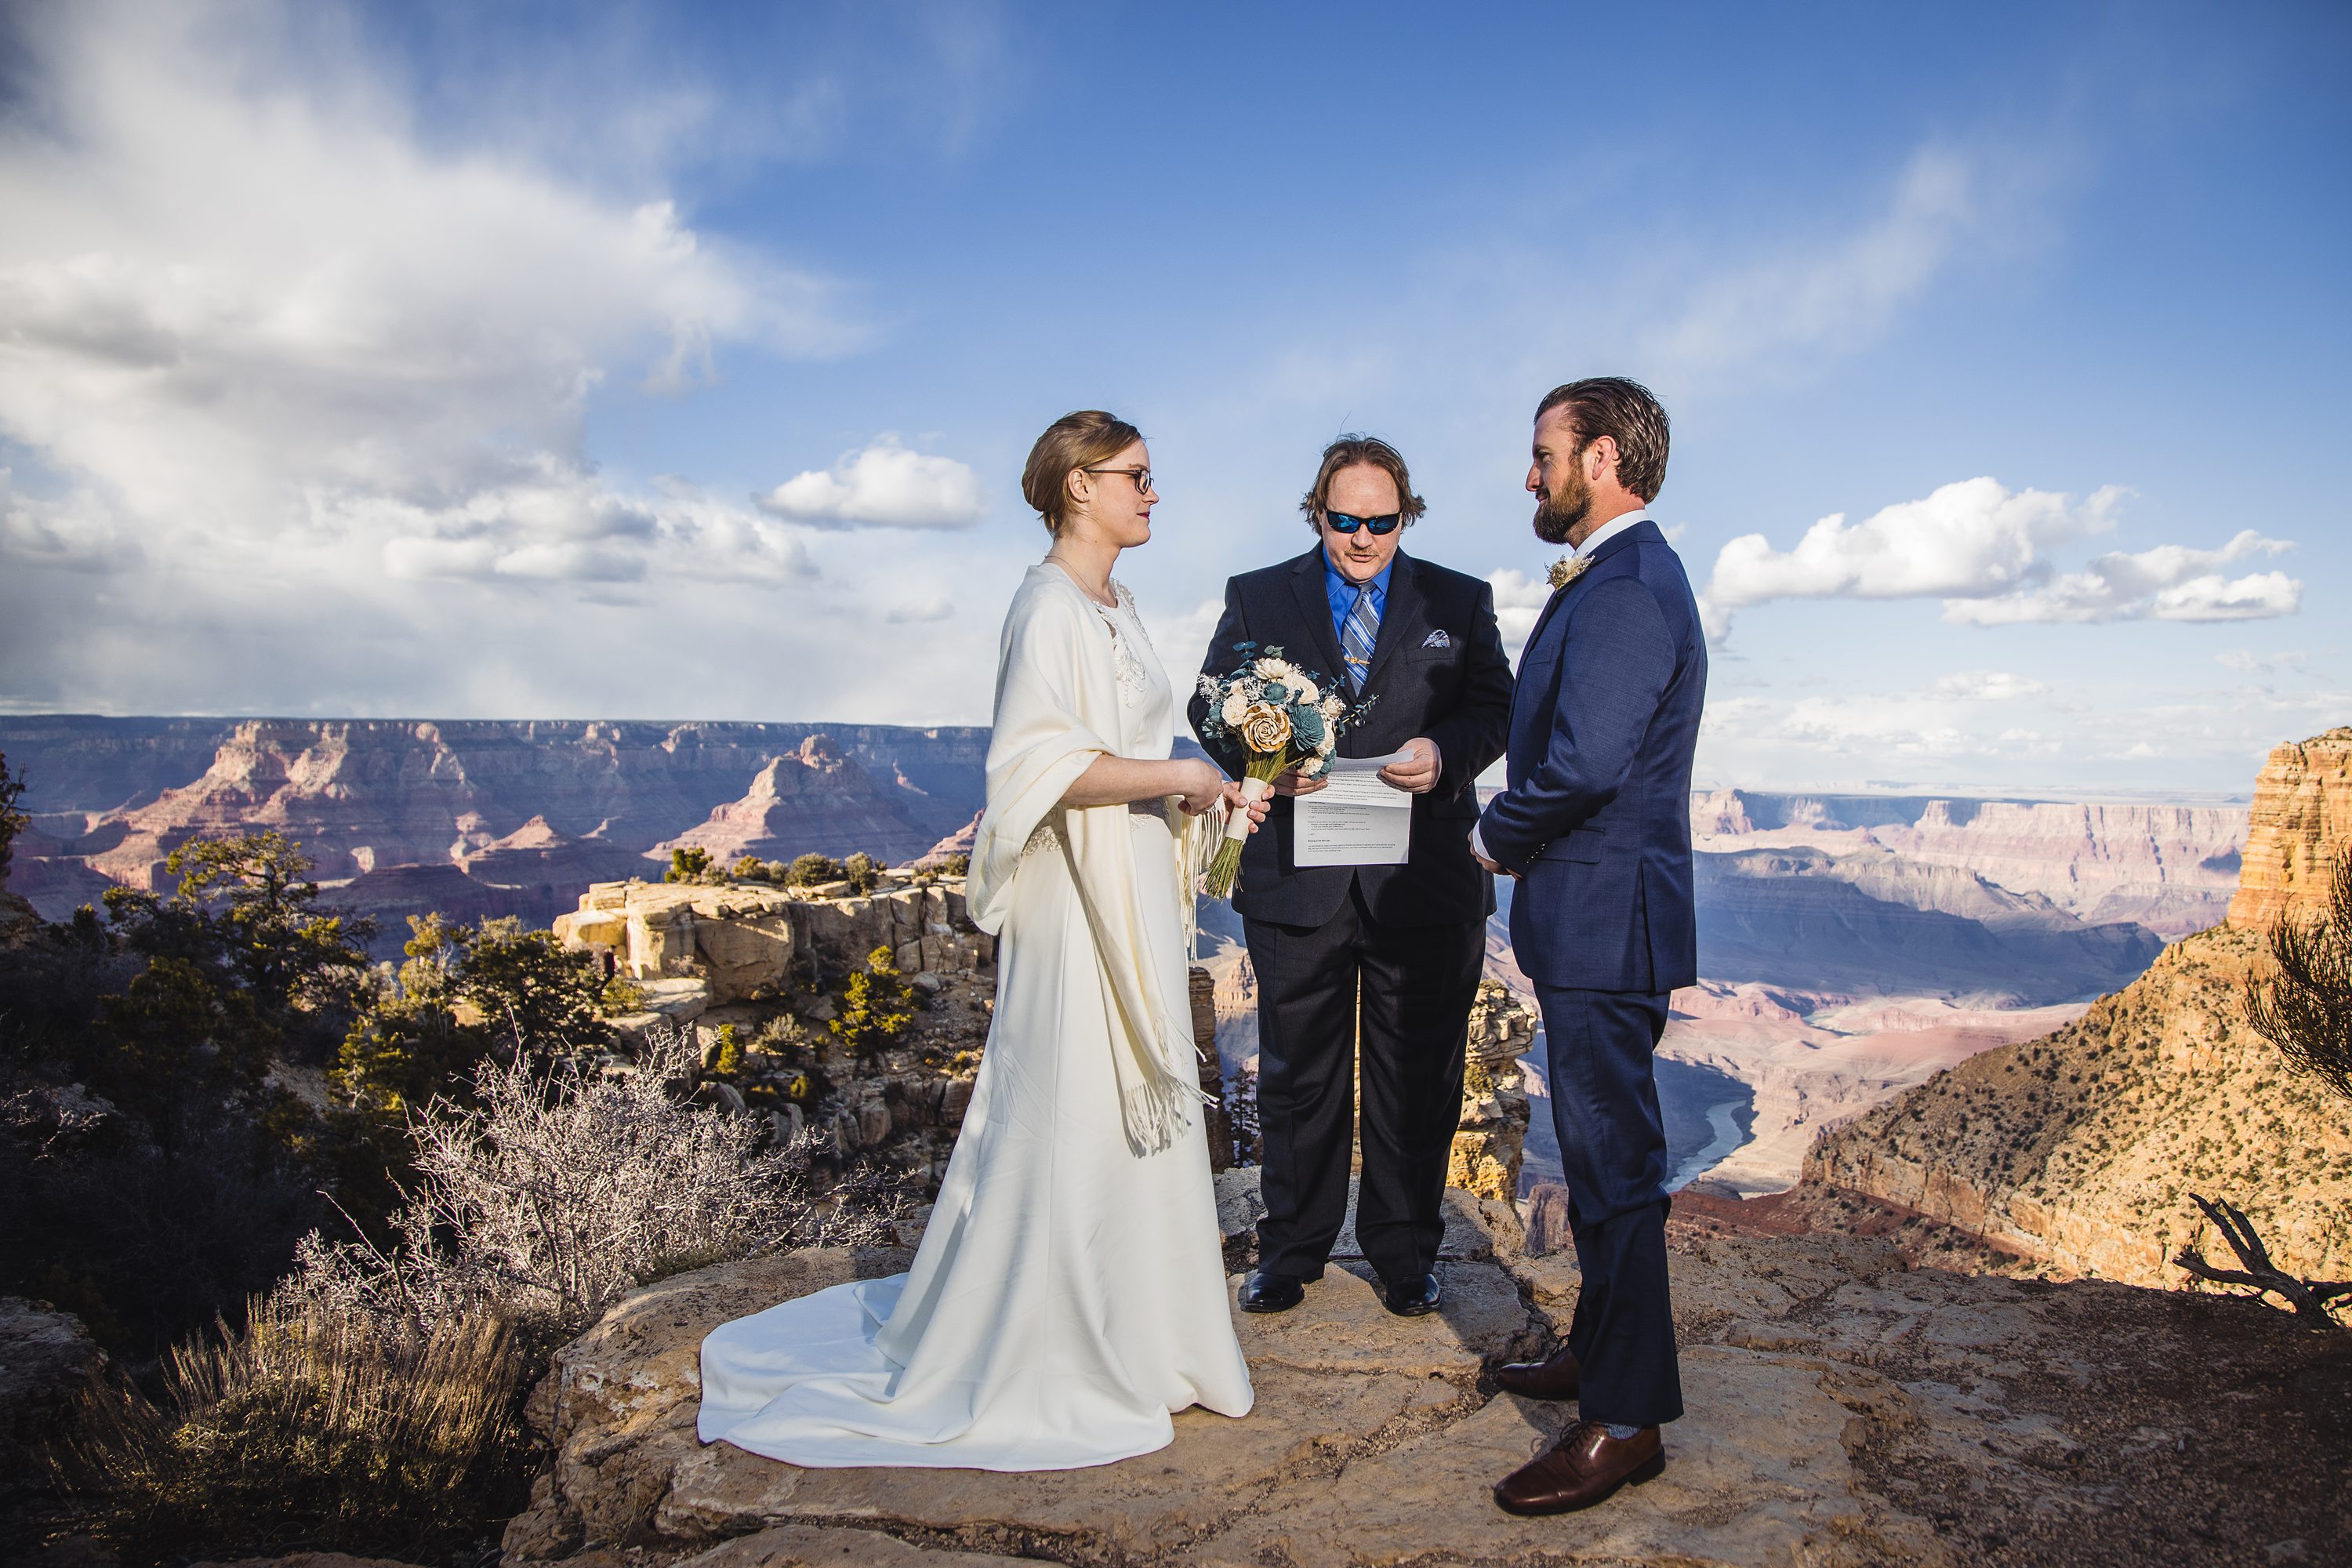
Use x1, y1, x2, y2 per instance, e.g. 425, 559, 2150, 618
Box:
1238, 1269, 1305, 1313
1381, 1270, 1442, 1316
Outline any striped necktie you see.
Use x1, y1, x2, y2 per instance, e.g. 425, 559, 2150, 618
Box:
1342, 583, 1380, 692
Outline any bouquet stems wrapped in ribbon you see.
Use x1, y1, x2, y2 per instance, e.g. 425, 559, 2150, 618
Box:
1194, 644, 1372, 898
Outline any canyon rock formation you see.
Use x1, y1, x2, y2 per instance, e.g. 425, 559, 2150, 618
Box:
1805, 725, 2352, 1291
1693, 790, 2247, 938
1, 718, 987, 946
2225, 724, 2352, 931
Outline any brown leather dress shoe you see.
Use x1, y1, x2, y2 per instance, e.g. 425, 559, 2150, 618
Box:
1492, 1421, 1664, 1515
1493, 1345, 1581, 1400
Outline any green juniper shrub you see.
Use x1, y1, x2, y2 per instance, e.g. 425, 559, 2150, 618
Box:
329, 913, 614, 1236
0, 749, 27, 884
829, 945, 916, 1058
841, 852, 883, 894
784, 852, 846, 887
1, 832, 376, 1356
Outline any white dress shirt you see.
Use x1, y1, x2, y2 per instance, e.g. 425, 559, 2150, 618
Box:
1470, 507, 1653, 866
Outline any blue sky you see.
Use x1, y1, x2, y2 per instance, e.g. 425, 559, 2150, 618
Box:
1, 1, 2344, 795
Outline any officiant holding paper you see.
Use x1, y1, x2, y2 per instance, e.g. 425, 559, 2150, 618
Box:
1189, 435, 1512, 1317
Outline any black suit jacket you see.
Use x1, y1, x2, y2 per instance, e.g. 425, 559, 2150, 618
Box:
1189, 546, 1514, 928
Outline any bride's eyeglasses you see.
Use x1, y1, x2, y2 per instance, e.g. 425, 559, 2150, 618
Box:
1324, 510, 1403, 535
1083, 466, 1156, 495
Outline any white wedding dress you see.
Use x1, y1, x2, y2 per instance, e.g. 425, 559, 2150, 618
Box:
697, 564, 1254, 1472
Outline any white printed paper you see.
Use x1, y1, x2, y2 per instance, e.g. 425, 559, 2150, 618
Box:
1294, 750, 1414, 866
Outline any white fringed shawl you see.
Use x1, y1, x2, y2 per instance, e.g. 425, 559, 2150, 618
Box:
966, 564, 1209, 1154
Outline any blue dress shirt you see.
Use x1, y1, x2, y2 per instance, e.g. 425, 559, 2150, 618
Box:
1323, 553, 1392, 667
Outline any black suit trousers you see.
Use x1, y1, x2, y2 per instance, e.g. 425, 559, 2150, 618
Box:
1534, 985, 1684, 1428
1246, 884, 1483, 1285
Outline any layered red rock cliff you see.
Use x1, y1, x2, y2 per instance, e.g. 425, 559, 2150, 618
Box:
2226, 724, 2352, 932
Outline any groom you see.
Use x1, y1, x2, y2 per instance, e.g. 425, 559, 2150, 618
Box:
1472, 379, 1707, 1515
1189, 435, 1512, 1319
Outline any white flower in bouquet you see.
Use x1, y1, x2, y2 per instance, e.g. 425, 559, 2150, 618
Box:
1196, 674, 1220, 701
1221, 691, 1250, 727
1320, 695, 1346, 723
1300, 753, 1327, 777
1292, 675, 1320, 703
1254, 656, 1295, 681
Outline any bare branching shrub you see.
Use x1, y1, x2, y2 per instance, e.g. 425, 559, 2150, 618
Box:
2245, 853, 2352, 1101
2178, 854, 2352, 1326
294, 1023, 907, 1334
51, 1293, 529, 1563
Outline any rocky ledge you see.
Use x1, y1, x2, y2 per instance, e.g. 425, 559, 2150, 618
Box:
499, 1189, 2347, 1568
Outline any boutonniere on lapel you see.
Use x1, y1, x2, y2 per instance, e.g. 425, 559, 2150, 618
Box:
1547, 554, 1592, 591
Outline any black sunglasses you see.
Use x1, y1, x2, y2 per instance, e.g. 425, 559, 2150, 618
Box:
1324, 510, 1403, 535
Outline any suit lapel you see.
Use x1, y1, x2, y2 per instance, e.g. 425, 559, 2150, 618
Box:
1361, 550, 1423, 692
1287, 546, 1350, 682
1514, 519, 1664, 676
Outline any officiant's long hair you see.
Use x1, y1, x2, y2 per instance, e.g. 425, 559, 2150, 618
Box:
1022, 410, 1142, 535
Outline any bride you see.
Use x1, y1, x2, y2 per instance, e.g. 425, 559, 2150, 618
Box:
697, 411, 1263, 1471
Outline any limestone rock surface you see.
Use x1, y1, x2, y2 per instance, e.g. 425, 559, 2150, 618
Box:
488, 1190, 2352, 1568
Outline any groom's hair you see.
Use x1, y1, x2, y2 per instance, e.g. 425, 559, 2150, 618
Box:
1023, 410, 1144, 534
1299, 435, 1428, 532
1535, 379, 1670, 503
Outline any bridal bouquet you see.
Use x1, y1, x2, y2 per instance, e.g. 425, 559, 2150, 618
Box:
1193, 644, 1371, 898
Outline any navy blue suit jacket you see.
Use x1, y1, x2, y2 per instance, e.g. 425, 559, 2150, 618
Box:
1478, 520, 1707, 993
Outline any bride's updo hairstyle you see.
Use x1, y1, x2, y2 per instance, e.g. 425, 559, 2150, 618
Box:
1022, 410, 1142, 535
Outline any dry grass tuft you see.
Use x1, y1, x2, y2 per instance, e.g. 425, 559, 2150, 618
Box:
52, 1292, 532, 1563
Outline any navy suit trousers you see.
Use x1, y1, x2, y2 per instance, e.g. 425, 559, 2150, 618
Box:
1534, 984, 1684, 1428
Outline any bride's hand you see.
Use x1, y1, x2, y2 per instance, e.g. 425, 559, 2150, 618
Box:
1221, 779, 1271, 832
1175, 759, 1230, 817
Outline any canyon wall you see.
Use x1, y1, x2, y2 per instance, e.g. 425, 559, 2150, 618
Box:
1805, 726, 2352, 1290
1, 718, 988, 945
1694, 789, 2247, 938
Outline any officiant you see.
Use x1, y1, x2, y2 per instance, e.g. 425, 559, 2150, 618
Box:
1189, 435, 1512, 1318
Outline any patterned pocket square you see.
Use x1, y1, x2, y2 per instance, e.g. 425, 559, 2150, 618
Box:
1421, 629, 1454, 649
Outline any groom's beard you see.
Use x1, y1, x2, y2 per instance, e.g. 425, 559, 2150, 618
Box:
1532, 470, 1592, 546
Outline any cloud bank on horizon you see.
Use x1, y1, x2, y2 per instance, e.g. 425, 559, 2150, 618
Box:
1697, 480, 2300, 637
0, 0, 2343, 795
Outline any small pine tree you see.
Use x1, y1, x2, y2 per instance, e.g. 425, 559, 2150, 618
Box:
665, 847, 713, 884
829, 945, 916, 1058
729, 854, 766, 882
841, 852, 882, 894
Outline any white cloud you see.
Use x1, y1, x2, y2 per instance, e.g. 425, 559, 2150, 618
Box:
2217, 649, 2308, 676
1943, 530, 2299, 626
1700, 481, 2301, 638
1699, 477, 2119, 638
756, 437, 985, 529
884, 597, 954, 624
0, 0, 852, 702
1927, 670, 2049, 701
1649, 148, 2031, 383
